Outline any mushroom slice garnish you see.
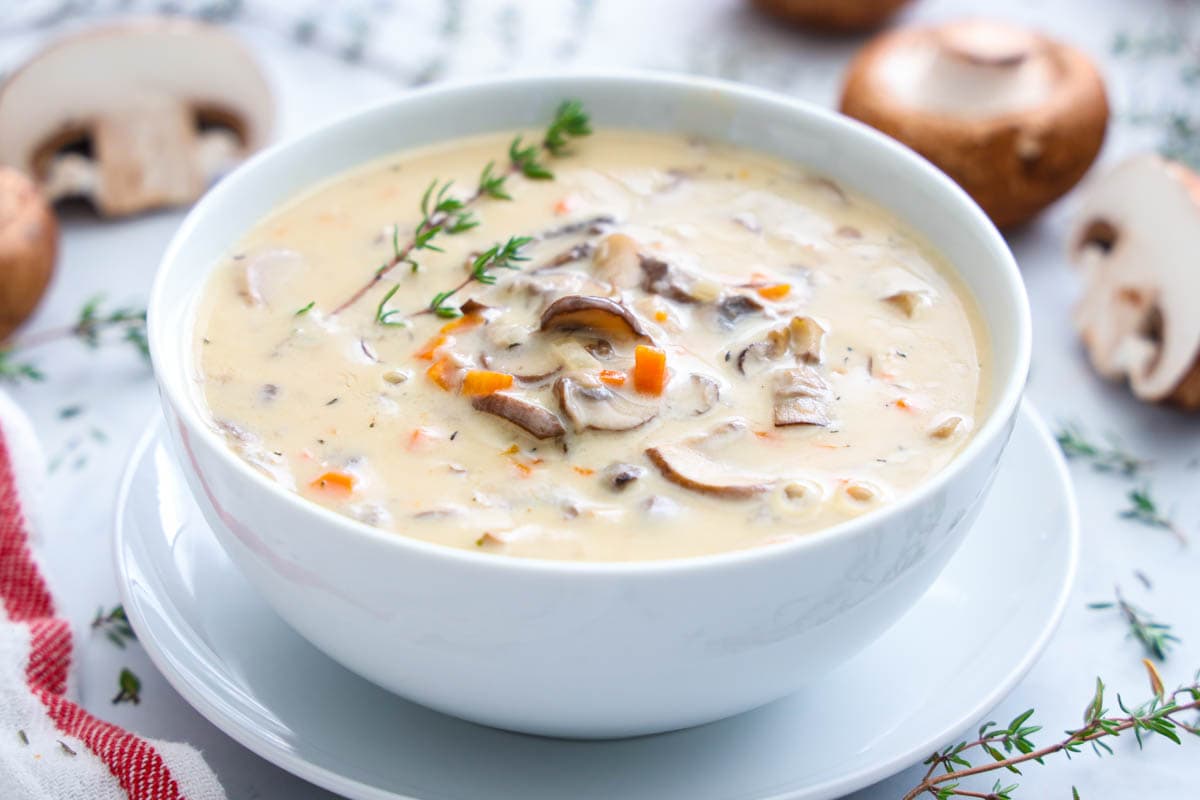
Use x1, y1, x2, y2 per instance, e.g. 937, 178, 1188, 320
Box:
540, 295, 653, 343
672, 373, 721, 416
1069, 155, 1200, 408
554, 374, 658, 432
883, 289, 931, 318
591, 233, 642, 288
772, 366, 832, 427
716, 292, 765, 327
602, 462, 646, 491
640, 255, 702, 303
237, 248, 305, 308
471, 393, 565, 439
0, 20, 272, 217
539, 214, 616, 239
788, 316, 826, 364
645, 443, 774, 499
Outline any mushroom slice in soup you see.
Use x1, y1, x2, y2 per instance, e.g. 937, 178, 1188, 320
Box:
591, 233, 642, 288
555, 374, 658, 432
645, 442, 774, 499
772, 366, 832, 427
471, 392, 565, 439
540, 295, 653, 343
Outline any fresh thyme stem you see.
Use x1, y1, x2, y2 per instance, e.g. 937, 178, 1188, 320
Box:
331, 100, 590, 316
902, 668, 1200, 800
0, 297, 149, 383
1088, 587, 1179, 661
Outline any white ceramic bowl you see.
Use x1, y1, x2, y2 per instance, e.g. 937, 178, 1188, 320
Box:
149, 73, 1031, 739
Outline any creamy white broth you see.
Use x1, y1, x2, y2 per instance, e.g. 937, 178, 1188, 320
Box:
194, 129, 989, 561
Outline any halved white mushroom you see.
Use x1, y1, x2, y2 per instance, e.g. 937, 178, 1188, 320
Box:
0, 20, 272, 217
1070, 155, 1200, 408
750, 0, 912, 31
840, 19, 1108, 227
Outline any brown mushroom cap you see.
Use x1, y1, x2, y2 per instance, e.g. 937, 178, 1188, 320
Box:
840, 19, 1108, 228
471, 393, 565, 439
1070, 155, 1200, 409
539, 295, 652, 342
646, 444, 774, 499
0, 168, 56, 342
750, 0, 912, 31
0, 19, 272, 217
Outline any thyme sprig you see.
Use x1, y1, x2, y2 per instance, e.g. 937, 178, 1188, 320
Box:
0, 296, 149, 384
1089, 587, 1179, 661
1121, 486, 1184, 544
425, 236, 533, 319
331, 100, 591, 316
91, 604, 137, 650
903, 666, 1200, 800
1055, 422, 1147, 476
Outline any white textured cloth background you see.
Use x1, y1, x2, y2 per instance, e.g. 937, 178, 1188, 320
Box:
0, 1, 1197, 798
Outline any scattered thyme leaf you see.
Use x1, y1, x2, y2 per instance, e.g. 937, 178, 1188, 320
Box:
17, 729, 28, 746
1121, 486, 1184, 543
294, 301, 315, 317
57, 739, 76, 756
1089, 587, 1180, 661
92, 605, 136, 649
1055, 422, 1147, 476
58, 405, 83, 420
375, 284, 407, 327
112, 668, 141, 705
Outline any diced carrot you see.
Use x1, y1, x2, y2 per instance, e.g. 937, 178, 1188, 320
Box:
756, 283, 791, 301
501, 444, 520, 455
633, 345, 667, 395
414, 334, 452, 361
573, 466, 595, 476
310, 471, 354, 495
511, 460, 533, 476
654, 309, 669, 323
439, 313, 484, 334
461, 370, 514, 397
426, 356, 459, 391
598, 369, 627, 387
754, 430, 774, 440
553, 196, 576, 216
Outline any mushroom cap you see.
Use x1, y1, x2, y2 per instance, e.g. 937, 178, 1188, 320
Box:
840, 19, 1108, 228
749, 0, 912, 31
1070, 154, 1200, 408
0, 18, 272, 216
0, 167, 56, 342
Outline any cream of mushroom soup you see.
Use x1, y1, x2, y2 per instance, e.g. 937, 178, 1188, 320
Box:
193, 126, 989, 561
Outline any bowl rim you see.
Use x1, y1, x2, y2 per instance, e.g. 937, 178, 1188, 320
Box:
149, 70, 1032, 577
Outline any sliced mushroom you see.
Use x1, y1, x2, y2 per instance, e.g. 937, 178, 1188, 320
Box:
716, 292, 765, 326
471, 393, 565, 439
673, 373, 720, 416
533, 241, 594, 271
0, 167, 56, 342
883, 290, 931, 318
539, 214, 616, 239
751, 0, 912, 31
772, 366, 832, 427
1069, 155, 1200, 408
929, 414, 966, 439
0, 20, 272, 217
840, 19, 1108, 227
788, 316, 826, 364
736, 332, 790, 377
591, 233, 642, 288
237, 248, 305, 308
645, 443, 773, 498
640, 255, 701, 302
540, 295, 652, 342
502, 271, 613, 305
602, 462, 646, 491
554, 374, 658, 432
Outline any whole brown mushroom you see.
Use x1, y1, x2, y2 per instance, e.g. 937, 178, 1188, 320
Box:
0, 168, 57, 342
750, 0, 912, 32
1070, 155, 1200, 409
840, 19, 1108, 228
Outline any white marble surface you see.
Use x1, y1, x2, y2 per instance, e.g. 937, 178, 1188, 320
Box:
2, 0, 1199, 797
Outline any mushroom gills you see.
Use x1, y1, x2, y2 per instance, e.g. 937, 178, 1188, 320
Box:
772, 366, 832, 427
540, 295, 653, 342
555, 375, 658, 432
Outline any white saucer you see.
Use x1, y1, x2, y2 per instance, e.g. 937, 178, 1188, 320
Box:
115, 403, 1077, 800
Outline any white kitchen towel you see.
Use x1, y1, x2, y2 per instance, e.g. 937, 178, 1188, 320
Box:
0, 391, 227, 800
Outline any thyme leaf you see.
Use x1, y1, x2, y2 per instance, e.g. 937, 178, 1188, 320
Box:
1121, 486, 1184, 543
1055, 422, 1146, 476
1088, 588, 1179, 661
92, 604, 137, 649
0, 297, 149, 384
375, 284, 407, 327
112, 667, 142, 705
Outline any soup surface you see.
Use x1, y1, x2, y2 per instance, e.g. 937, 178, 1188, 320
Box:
195, 127, 988, 561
